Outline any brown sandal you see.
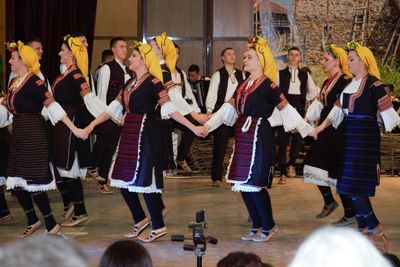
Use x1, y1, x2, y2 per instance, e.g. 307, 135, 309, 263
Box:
17, 220, 42, 238
124, 218, 150, 238
0, 214, 13, 224
366, 224, 388, 253
46, 224, 61, 235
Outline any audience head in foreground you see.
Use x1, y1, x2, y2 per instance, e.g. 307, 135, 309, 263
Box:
99, 240, 153, 267
0, 235, 88, 267
288, 226, 392, 267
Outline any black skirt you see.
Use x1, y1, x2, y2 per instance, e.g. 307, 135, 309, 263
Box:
337, 115, 381, 197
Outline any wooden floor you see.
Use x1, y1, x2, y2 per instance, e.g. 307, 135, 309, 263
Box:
1, 176, 400, 267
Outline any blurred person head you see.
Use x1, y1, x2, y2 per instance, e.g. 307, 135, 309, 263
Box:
188, 64, 201, 82
217, 251, 265, 267
288, 226, 392, 267
99, 240, 153, 267
101, 49, 114, 64
26, 37, 43, 60
0, 235, 88, 267
73, 31, 88, 48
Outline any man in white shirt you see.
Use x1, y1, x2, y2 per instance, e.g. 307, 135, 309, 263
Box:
205, 48, 246, 187
275, 46, 319, 184
89, 37, 132, 193
171, 43, 207, 173
93, 49, 114, 88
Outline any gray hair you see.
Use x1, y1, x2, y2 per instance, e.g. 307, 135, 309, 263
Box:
0, 235, 88, 267
288, 226, 391, 267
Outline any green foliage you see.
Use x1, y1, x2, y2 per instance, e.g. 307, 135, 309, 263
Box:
380, 64, 400, 96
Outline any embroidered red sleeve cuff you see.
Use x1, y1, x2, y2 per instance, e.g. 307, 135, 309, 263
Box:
79, 82, 91, 97
378, 95, 393, 112
276, 94, 288, 111
43, 91, 55, 107
158, 89, 170, 106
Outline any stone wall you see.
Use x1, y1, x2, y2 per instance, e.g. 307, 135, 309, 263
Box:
291, 0, 399, 64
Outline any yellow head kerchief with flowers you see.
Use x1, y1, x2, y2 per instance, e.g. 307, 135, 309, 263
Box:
133, 41, 163, 83
324, 44, 352, 77
346, 41, 380, 79
248, 36, 277, 83
11, 41, 41, 75
155, 32, 177, 73
64, 35, 89, 83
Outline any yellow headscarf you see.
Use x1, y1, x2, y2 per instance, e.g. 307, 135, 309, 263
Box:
247, 36, 277, 83
64, 35, 89, 83
154, 32, 177, 73
133, 42, 163, 83
324, 44, 352, 77
346, 41, 380, 79
15, 41, 41, 75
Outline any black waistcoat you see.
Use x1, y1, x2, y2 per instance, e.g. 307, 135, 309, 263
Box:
214, 67, 244, 112
105, 60, 130, 105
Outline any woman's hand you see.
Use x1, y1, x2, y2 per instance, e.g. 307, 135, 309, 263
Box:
84, 123, 95, 136
192, 125, 209, 138
73, 128, 89, 140
308, 127, 321, 140
193, 113, 211, 125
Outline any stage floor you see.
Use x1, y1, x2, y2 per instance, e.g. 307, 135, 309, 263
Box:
1, 176, 399, 266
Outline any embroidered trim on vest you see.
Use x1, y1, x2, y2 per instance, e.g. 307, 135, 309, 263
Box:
348, 77, 367, 113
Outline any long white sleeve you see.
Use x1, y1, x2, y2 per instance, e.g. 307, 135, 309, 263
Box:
168, 85, 194, 116
279, 104, 314, 137
106, 100, 124, 122
205, 103, 238, 132
275, 70, 280, 86
96, 65, 111, 104
0, 101, 13, 128
306, 73, 319, 101
46, 102, 67, 126
327, 105, 344, 129
380, 108, 400, 132
305, 99, 324, 122
160, 101, 178, 119
39, 71, 52, 121
205, 72, 221, 113
182, 71, 200, 113
83, 92, 108, 118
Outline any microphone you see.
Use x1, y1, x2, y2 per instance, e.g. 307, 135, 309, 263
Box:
171, 235, 185, 242
206, 235, 218, 245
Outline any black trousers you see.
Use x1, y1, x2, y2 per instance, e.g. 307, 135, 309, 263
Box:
242, 189, 275, 231
211, 125, 232, 181
174, 115, 198, 162
92, 121, 122, 180
275, 126, 303, 176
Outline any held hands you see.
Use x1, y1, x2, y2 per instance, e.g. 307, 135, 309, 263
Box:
73, 128, 90, 141
228, 97, 235, 106
193, 125, 209, 138
84, 123, 95, 135
308, 126, 322, 140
